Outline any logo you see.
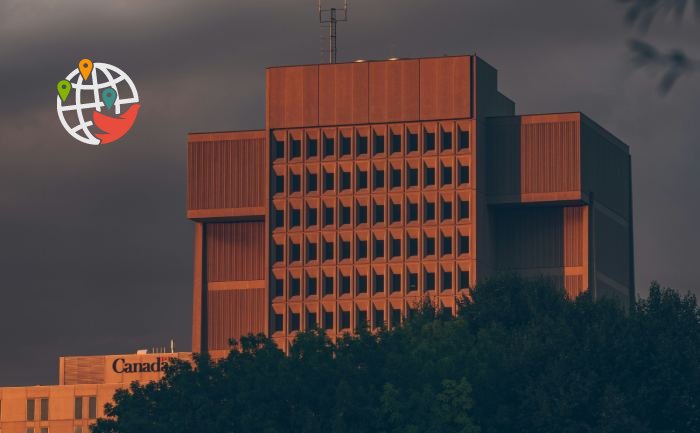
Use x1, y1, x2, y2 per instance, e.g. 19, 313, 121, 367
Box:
112, 357, 168, 374
56, 58, 140, 145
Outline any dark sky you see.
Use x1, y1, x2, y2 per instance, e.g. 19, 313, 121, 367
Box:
0, 0, 698, 386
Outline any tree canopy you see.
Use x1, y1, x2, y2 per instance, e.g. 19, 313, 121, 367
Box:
92, 276, 700, 433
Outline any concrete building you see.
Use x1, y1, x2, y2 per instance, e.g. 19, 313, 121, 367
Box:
187, 55, 634, 354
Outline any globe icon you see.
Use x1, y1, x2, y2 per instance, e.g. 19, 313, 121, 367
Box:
56, 62, 140, 145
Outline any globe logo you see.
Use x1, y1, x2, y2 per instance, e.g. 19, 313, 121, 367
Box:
56, 59, 140, 145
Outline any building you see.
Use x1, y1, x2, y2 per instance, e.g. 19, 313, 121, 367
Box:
0, 351, 191, 433
187, 55, 634, 354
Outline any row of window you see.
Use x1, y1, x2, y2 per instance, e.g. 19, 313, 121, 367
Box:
273, 128, 469, 162
273, 232, 470, 264
272, 304, 454, 333
273, 197, 470, 230
272, 268, 470, 299
23, 396, 97, 422
273, 162, 469, 195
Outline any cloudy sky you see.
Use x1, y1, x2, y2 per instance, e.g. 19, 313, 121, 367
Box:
0, 0, 698, 385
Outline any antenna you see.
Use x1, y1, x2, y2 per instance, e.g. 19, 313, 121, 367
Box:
318, 0, 348, 64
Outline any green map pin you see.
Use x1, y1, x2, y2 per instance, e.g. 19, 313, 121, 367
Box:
57, 80, 71, 102
102, 87, 117, 110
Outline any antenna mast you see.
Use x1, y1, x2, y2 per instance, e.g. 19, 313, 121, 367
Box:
319, 0, 348, 64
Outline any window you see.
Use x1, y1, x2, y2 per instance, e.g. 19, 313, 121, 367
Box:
323, 135, 334, 157
289, 312, 300, 332
340, 275, 351, 295
407, 237, 418, 257
274, 174, 284, 194
390, 167, 401, 189
307, 311, 317, 329
407, 202, 418, 223
324, 172, 334, 192
424, 166, 435, 187
274, 243, 284, 263
340, 310, 351, 330
323, 276, 334, 295
323, 239, 334, 261
340, 170, 351, 191
273, 313, 284, 332
307, 276, 317, 296
407, 131, 418, 152
27, 428, 35, 433
459, 165, 469, 185
425, 271, 435, 291
424, 235, 435, 256
391, 308, 402, 327
442, 200, 452, 221
340, 135, 351, 156
374, 238, 384, 258
390, 237, 401, 258
390, 133, 401, 154
374, 309, 385, 328
290, 242, 300, 263
307, 207, 318, 227
274, 137, 284, 159
323, 205, 334, 227
307, 172, 318, 193
407, 167, 418, 187
88, 396, 96, 419
424, 201, 435, 222
459, 235, 470, 254
339, 240, 351, 260
391, 273, 401, 293
424, 131, 435, 152
458, 199, 469, 220
357, 310, 368, 329
27, 398, 35, 421
374, 273, 384, 293
408, 272, 418, 292
373, 167, 385, 189
307, 137, 318, 157
274, 208, 284, 229
340, 204, 351, 226
458, 129, 469, 150
442, 271, 453, 291
289, 207, 300, 228
356, 134, 368, 156
357, 274, 368, 294
75, 427, 84, 433
324, 310, 334, 330
356, 239, 368, 259
307, 241, 317, 262
390, 202, 401, 223
273, 277, 284, 297
356, 204, 368, 225
290, 173, 301, 193
75, 396, 83, 420
290, 277, 300, 297
357, 169, 368, 190
374, 203, 385, 224
442, 165, 452, 186
442, 130, 452, 151
459, 270, 470, 289
290, 138, 301, 159
374, 133, 385, 154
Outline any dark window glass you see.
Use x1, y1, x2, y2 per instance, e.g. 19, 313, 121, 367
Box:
273, 277, 284, 297
323, 135, 334, 157
424, 167, 435, 187
407, 167, 418, 187
273, 313, 284, 332
75, 396, 83, 420
442, 236, 453, 256
425, 272, 435, 291
424, 131, 435, 152
275, 174, 284, 194
442, 307, 453, 317
290, 242, 300, 262
391, 308, 401, 327
442, 200, 452, 221
374, 238, 384, 258
88, 396, 96, 419
27, 399, 35, 421
307, 137, 318, 157
357, 310, 368, 329
324, 311, 334, 330
374, 134, 385, 154
290, 138, 301, 159
307, 207, 318, 227
340, 135, 351, 156
307, 312, 317, 329
340, 205, 351, 226
356, 135, 368, 155
324, 172, 334, 192
374, 168, 385, 189
290, 277, 300, 296
390, 134, 401, 153
458, 200, 469, 220
340, 310, 351, 329
443, 271, 453, 291
323, 276, 334, 295
357, 239, 368, 259
307, 242, 317, 261
323, 240, 334, 260
357, 170, 368, 189
274, 137, 284, 160
408, 272, 418, 292
289, 312, 300, 332
274, 243, 284, 263
459, 270, 470, 289
307, 277, 317, 296
459, 235, 470, 254
407, 237, 418, 257
290, 207, 300, 228
391, 273, 401, 293
390, 202, 401, 223
442, 130, 452, 151
458, 130, 469, 150
357, 205, 368, 225
374, 204, 385, 223
340, 275, 350, 295
425, 236, 435, 256
390, 167, 401, 188
340, 240, 351, 260
307, 173, 318, 193
340, 170, 351, 191
407, 132, 418, 152
442, 166, 452, 186
425, 201, 435, 221
407, 202, 418, 222
324, 206, 334, 227
357, 275, 368, 294
390, 238, 401, 258
374, 274, 384, 293
374, 309, 385, 328
459, 165, 469, 185
274, 208, 284, 229
290, 173, 301, 193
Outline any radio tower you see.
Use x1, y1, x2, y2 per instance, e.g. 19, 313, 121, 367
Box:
319, 0, 348, 64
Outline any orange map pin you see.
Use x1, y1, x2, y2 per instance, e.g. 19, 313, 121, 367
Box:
78, 59, 93, 81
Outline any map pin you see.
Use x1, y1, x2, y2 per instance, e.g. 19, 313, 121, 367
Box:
79, 59, 93, 81
101, 87, 117, 110
57, 80, 71, 102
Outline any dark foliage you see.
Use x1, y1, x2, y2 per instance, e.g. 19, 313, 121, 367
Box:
92, 275, 700, 433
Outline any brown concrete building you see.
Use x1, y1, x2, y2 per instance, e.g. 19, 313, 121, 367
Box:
0, 351, 191, 433
187, 55, 634, 354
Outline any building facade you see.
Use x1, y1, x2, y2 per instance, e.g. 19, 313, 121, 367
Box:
187, 55, 634, 354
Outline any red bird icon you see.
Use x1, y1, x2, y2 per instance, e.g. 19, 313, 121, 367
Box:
92, 104, 141, 144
